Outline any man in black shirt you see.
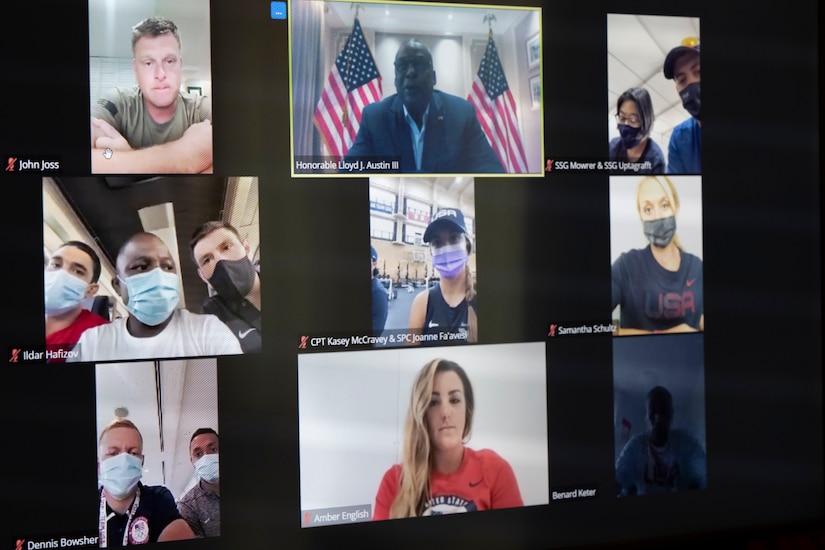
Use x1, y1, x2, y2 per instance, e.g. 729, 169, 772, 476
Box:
98, 418, 195, 545
190, 221, 261, 353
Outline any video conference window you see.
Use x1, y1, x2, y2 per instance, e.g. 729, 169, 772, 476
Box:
96, 359, 220, 544
298, 343, 549, 526
613, 334, 707, 496
370, 177, 477, 345
609, 175, 703, 335
607, 14, 700, 175
89, 0, 213, 174
290, 0, 543, 177
43, 176, 261, 363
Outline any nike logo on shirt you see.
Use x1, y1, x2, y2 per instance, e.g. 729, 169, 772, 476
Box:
469, 479, 483, 487
686, 279, 696, 287
428, 321, 439, 328
238, 328, 257, 339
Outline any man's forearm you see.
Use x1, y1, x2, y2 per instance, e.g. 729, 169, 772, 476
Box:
92, 134, 212, 174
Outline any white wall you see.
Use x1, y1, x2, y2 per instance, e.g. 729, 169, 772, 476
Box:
88, 0, 213, 100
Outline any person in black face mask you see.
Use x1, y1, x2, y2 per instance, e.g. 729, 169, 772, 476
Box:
663, 38, 701, 174
608, 87, 665, 174
611, 176, 703, 335
190, 221, 261, 353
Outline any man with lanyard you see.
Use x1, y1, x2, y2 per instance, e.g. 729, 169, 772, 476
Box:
98, 418, 195, 546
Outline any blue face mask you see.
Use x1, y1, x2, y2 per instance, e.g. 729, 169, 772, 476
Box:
99, 453, 143, 500
44, 269, 89, 315
194, 453, 219, 483
121, 268, 180, 326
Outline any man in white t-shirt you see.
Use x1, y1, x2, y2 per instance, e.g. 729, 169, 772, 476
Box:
69, 232, 241, 362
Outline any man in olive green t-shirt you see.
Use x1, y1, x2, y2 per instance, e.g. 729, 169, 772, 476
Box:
90, 16, 212, 174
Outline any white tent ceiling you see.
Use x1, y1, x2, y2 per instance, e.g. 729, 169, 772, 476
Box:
607, 14, 700, 147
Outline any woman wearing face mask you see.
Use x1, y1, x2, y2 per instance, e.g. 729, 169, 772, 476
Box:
408, 208, 477, 344
373, 359, 523, 519
611, 176, 703, 335
609, 87, 665, 174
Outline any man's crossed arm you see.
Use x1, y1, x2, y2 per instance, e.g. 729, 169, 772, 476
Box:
91, 117, 213, 174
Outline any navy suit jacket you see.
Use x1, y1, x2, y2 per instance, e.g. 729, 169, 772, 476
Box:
344, 90, 505, 173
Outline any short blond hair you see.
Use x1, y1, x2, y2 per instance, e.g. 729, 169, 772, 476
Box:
98, 418, 143, 448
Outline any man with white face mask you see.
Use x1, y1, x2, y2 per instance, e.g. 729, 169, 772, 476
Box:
178, 428, 220, 537
68, 232, 241, 362
44, 241, 109, 361
98, 419, 195, 546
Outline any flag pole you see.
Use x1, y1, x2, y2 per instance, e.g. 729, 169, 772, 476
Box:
341, 3, 363, 128
342, 5, 355, 128
483, 13, 511, 172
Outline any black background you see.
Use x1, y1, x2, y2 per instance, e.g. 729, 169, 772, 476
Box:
0, 0, 822, 548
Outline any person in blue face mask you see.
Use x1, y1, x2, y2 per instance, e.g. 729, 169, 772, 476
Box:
44, 241, 109, 361
98, 418, 195, 545
178, 428, 220, 537
69, 232, 242, 362
408, 208, 477, 345
663, 38, 701, 174
608, 87, 665, 174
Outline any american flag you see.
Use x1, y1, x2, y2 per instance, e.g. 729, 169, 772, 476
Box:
468, 34, 528, 173
313, 18, 382, 160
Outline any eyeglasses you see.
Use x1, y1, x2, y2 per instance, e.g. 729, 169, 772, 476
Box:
615, 113, 641, 126
394, 57, 432, 73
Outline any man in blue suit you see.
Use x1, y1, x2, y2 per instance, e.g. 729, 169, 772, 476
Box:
344, 39, 504, 174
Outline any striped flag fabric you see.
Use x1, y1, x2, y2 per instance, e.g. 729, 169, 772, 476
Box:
468, 34, 529, 173
313, 18, 382, 160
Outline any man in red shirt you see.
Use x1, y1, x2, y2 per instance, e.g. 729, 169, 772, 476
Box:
45, 241, 109, 361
